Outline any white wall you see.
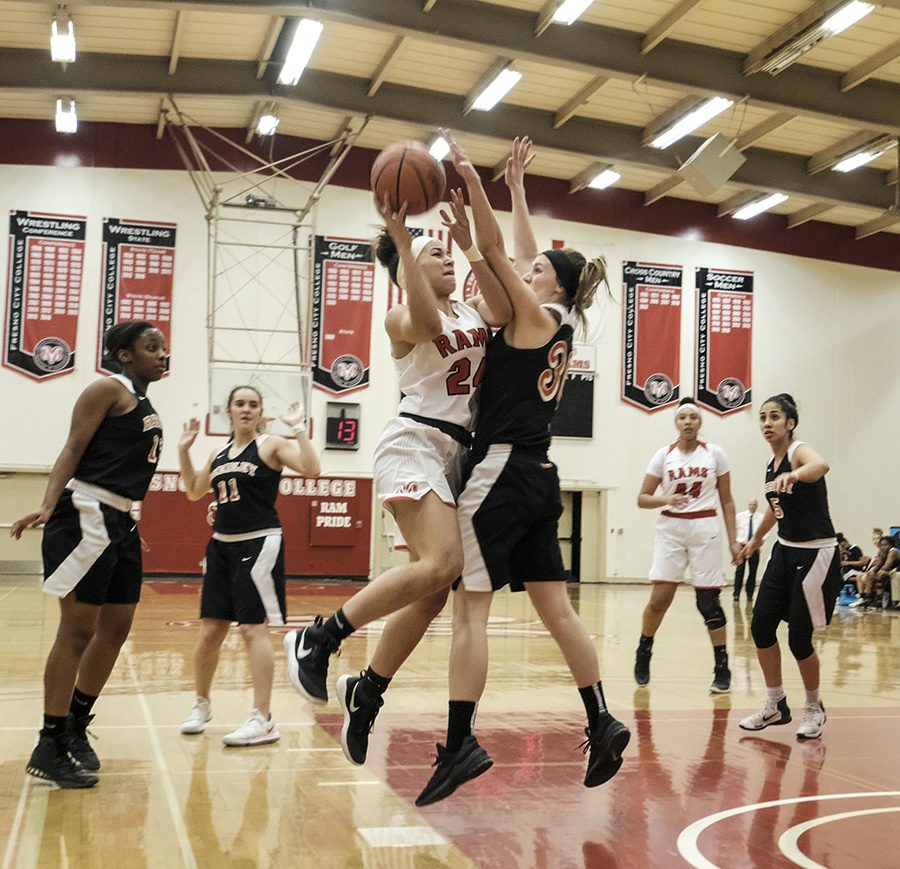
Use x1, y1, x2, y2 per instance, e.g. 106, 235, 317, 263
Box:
1, 164, 897, 578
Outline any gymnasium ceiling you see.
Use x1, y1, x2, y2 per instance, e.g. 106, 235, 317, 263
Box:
1, 0, 900, 236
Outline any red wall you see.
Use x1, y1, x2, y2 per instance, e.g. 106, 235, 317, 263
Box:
138, 471, 372, 578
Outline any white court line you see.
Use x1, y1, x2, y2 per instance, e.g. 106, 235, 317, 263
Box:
123, 645, 198, 869
317, 780, 382, 787
2, 779, 37, 869
777, 806, 900, 869
677, 791, 900, 869
0, 582, 23, 604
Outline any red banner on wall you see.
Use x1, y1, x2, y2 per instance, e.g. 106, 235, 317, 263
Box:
3, 210, 85, 380
695, 267, 753, 415
138, 472, 372, 578
311, 236, 374, 394
621, 261, 683, 412
98, 218, 176, 375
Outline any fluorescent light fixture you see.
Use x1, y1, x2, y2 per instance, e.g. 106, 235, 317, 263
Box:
256, 108, 279, 136
732, 192, 788, 220
277, 18, 323, 86
751, 1, 874, 75
649, 97, 733, 149
833, 138, 896, 172
552, 0, 593, 25
50, 15, 76, 63
55, 98, 77, 134
588, 168, 621, 189
471, 68, 522, 111
822, 1, 874, 34
428, 135, 450, 161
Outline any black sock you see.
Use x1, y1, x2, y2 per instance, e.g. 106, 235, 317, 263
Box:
323, 608, 355, 642
714, 644, 728, 666
362, 667, 392, 695
41, 714, 68, 739
70, 688, 98, 718
579, 682, 607, 732
638, 635, 654, 653
446, 700, 477, 752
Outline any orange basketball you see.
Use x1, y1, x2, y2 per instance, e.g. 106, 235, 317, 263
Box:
371, 141, 446, 215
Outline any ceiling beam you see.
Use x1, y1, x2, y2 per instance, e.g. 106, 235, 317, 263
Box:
888, 167, 898, 187
368, 36, 406, 98
534, 1, 562, 38
463, 57, 514, 115
841, 39, 900, 92
11, 0, 900, 136
807, 130, 891, 175
0, 47, 893, 213
718, 190, 765, 218
168, 10, 186, 76
641, 0, 703, 55
855, 210, 900, 240
735, 112, 796, 150
423, 0, 439, 11
490, 152, 510, 182
786, 202, 833, 228
256, 15, 284, 79
643, 174, 684, 205
553, 74, 608, 129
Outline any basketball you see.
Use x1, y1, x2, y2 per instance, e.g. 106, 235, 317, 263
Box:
371, 141, 446, 215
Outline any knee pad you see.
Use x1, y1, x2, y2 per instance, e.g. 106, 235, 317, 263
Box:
695, 588, 726, 631
788, 630, 814, 661
750, 611, 778, 649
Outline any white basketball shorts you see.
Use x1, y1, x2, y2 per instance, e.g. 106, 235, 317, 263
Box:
648, 513, 725, 587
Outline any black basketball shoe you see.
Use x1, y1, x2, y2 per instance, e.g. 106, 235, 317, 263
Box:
337, 673, 384, 765
582, 712, 631, 787
67, 713, 100, 771
26, 735, 99, 788
284, 617, 341, 704
415, 735, 493, 807
709, 660, 732, 694
634, 647, 652, 686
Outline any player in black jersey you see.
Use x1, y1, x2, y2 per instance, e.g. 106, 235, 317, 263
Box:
738, 394, 841, 740
412, 132, 630, 806
10, 322, 167, 788
178, 386, 319, 746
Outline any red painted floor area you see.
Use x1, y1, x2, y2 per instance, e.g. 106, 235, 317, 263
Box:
319, 707, 900, 869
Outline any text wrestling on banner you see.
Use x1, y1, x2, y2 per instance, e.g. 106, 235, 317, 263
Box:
695, 267, 753, 415
98, 218, 176, 375
3, 210, 86, 381
311, 236, 374, 394
621, 261, 682, 412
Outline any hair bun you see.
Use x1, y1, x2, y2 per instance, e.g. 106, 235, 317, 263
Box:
678, 395, 696, 406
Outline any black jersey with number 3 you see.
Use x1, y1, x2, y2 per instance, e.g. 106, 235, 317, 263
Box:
211, 436, 281, 535
472, 303, 575, 454
73, 374, 163, 501
764, 440, 835, 542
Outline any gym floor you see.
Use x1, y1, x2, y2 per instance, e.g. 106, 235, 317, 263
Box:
1, 577, 898, 868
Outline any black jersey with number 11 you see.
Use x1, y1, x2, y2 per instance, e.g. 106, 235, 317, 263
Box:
210, 436, 281, 535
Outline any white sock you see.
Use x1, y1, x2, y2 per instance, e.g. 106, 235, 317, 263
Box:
766, 685, 786, 703
805, 688, 821, 707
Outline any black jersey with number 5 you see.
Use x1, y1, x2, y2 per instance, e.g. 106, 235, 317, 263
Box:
764, 441, 835, 542
73, 374, 163, 501
210, 435, 281, 535
472, 303, 575, 454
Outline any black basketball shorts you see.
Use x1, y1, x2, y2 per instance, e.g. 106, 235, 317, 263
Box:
457, 444, 566, 592
42, 489, 143, 606
201, 534, 286, 626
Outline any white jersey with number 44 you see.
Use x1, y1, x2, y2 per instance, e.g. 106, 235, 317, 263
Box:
396, 301, 489, 429
646, 441, 729, 513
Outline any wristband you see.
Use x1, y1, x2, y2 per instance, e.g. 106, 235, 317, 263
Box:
460, 244, 484, 264
291, 421, 307, 435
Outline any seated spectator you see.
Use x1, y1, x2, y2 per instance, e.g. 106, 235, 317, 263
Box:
837, 533, 868, 586
852, 536, 893, 609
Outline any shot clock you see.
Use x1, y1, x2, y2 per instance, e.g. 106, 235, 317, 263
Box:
325, 402, 361, 450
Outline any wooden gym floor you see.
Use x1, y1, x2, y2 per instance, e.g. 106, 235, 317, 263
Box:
1, 576, 898, 868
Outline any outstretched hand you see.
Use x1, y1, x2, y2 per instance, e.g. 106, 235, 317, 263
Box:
375, 195, 412, 253
438, 128, 478, 182
179, 418, 200, 450
281, 400, 306, 430
439, 188, 474, 250
504, 135, 534, 191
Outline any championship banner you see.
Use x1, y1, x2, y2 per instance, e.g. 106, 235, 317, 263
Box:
387, 228, 452, 310
621, 261, 682, 412
312, 236, 374, 394
695, 267, 753, 415
3, 210, 86, 380
98, 218, 176, 375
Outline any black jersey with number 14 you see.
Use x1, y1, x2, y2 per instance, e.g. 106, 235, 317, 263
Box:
211, 435, 281, 535
473, 303, 575, 454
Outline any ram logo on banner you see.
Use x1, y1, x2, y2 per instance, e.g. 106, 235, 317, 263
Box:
312, 236, 374, 394
98, 218, 176, 375
621, 261, 682, 412
387, 228, 452, 310
3, 210, 86, 380
695, 267, 753, 415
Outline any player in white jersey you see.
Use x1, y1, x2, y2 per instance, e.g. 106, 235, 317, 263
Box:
284, 194, 511, 722
634, 397, 740, 693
